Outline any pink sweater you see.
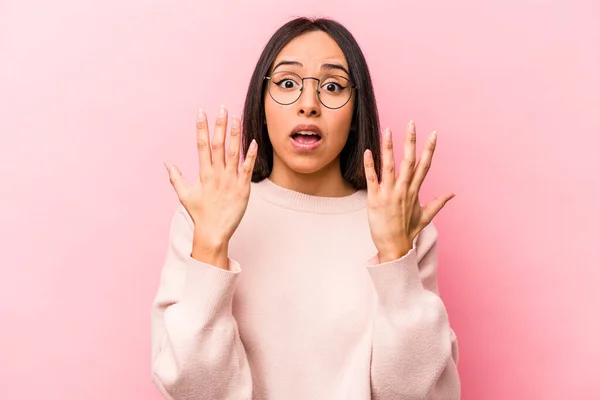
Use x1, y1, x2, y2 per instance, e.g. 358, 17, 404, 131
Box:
150, 178, 460, 399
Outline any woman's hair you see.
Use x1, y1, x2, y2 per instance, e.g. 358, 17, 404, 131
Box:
241, 17, 382, 190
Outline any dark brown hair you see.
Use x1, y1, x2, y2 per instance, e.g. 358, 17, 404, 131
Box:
241, 17, 381, 190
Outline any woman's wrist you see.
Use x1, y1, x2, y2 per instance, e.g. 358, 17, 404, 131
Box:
376, 238, 412, 263
191, 233, 230, 270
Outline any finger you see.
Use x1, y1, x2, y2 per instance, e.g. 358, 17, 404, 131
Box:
363, 149, 379, 197
421, 192, 456, 224
381, 128, 395, 187
239, 139, 258, 185
164, 161, 189, 198
409, 130, 437, 198
211, 105, 228, 170
196, 108, 212, 173
226, 115, 242, 174
398, 120, 417, 190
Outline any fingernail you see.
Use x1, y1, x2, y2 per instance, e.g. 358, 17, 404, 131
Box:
365, 149, 372, 160
232, 115, 240, 128
219, 105, 226, 117
385, 128, 391, 139
250, 139, 257, 151
163, 161, 171, 171
431, 130, 437, 141
197, 108, 205, 122
409, 120, 414, 130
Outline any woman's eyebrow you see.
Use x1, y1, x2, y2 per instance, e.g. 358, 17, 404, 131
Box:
321, 63, 350, 76
272, 60, 350, 76
272, 60, 302, 71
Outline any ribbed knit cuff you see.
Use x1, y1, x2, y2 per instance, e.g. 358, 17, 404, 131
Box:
180, 257, 241, 328
366, 247, 424, 308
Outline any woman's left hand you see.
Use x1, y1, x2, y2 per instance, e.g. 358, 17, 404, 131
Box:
364, 120, 456, 263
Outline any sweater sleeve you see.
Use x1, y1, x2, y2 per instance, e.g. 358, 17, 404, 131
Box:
150, 206, 252, 400
366, 222, 460, 400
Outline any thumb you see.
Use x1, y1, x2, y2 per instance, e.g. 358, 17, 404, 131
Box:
164, 161, 189, 199
422, 192, 455, 224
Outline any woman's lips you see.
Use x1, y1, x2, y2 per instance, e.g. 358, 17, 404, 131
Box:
290, 134, 322, 151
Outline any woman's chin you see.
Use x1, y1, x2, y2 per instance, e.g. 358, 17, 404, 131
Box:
272, 146, 340, 176
280, 156, 338, 176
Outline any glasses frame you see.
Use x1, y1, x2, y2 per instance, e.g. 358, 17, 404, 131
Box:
263, 71, 358, 110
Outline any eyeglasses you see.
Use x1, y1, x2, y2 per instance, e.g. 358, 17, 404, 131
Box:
264, 71, 357, 109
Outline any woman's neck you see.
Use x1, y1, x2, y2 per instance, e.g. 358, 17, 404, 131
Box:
269, 157, 356, 198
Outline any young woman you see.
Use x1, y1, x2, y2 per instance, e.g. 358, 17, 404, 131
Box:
151, 17, 459, 400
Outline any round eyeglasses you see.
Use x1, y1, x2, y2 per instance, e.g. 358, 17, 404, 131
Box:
264, 71, 357, 109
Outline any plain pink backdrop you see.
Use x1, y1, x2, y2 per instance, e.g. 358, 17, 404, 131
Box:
1, 0, 599, 399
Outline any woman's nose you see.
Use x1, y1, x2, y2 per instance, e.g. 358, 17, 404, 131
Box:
296, 79, 321, 116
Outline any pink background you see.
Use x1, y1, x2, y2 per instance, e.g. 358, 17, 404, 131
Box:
1, 0, 599, 399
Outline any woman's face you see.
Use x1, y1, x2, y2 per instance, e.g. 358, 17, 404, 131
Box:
264, 30, 355, 177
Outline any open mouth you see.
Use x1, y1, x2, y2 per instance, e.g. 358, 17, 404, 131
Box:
291, 131, 322, 145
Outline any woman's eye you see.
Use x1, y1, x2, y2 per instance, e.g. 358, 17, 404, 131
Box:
323, 82, 343, 92
277, 79, 298, 89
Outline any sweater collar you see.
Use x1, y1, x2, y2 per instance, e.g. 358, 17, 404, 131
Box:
251, 178, 368, 214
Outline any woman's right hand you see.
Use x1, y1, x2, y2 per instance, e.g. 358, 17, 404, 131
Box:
164, 105, 258, 262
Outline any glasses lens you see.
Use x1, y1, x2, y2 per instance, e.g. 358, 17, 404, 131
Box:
268, 71, 302, 105
317, 75, 352, 109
